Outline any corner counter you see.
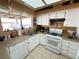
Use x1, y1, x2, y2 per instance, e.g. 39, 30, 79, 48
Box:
0, 33, 41, 59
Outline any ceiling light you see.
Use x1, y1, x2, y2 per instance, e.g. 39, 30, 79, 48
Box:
44, 0, 61, 4
22, 0, 45, 8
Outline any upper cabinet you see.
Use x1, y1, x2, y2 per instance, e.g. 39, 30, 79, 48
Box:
41, 13, 49, 25
50, 12, 56, 19
36, 13, 49, 26
50, 10, 66, 19
64, 8, 79, 27
36, 14, 42, 25
36, 8, 79, 27
56, 10, 66, 18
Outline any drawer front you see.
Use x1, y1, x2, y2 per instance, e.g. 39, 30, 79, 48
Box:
68, 45, 78, 51
61, 46, 68, 51
68, 48, 77, 55
62, 40, 70, 44
68, 50, 76, 58
70, 42, 79, 46
61, 50, 68, 55
68, 53, 75, 58
62, 44, 69, 48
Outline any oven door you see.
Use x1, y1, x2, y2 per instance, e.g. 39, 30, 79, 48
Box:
45, 36, 61, 50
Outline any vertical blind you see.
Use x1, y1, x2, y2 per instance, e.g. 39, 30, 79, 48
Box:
1, 17, 32, 31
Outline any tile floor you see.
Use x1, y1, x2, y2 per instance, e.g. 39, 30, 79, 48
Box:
25, 45, 71, 59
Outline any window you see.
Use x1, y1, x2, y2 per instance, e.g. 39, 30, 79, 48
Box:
22, 18, 32, 28
44, 0, 61, 4
1, 17, 32, 31
1, 17, 17, 31
22, 0, 45, 8
22, 0, 61, 8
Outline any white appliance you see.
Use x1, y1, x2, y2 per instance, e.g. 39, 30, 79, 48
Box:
75, 48, 79, 59
49, 28, 63, 35
45, 28, 62, 54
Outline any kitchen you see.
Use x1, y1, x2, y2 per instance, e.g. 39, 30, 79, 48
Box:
0, 0, 79, 59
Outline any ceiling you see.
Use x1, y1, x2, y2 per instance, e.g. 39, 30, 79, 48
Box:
15, 0, 70, 10
21, 0, 62, 8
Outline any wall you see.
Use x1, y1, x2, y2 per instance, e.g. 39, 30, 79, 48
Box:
36, 2, 79, 39
0, 0, 35, 34
36, 3, 79, 14
0, 0, 35, 15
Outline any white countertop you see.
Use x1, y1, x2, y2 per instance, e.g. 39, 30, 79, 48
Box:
0, 33, 79, 59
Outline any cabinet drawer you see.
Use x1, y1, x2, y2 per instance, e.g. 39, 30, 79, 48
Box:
68, 53, 75, 58
68, 48, 77, 54
67, 50, 76, 58
68, 45, 77, 51
62, 40, 70, 45
61, 50, 67, 55
61, 47, 68, 54
62, 44, 69, 48
70, 42, 79, 47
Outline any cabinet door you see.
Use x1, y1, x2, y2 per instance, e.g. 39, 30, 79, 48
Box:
56, 10, 66, 18
9, 41, 29, 59
41, 13, 49, 25
36, 14, 42, 25
67, 42, 79, 58
61, 39, 79, 58
50, 12, 56, 19
61, 40, 69, 55
34, 35, 40, 46
40, 34, 46, 45
28, 36, 39, 51
64, 8, 79, 27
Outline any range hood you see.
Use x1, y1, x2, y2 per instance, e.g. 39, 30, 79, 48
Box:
50, 18, 65, 22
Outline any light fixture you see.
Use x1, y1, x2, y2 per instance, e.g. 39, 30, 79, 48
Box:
22, 0, 45, 8
8, 0, 14, 18
21, 0, 61, 8
44, 0, 61, 4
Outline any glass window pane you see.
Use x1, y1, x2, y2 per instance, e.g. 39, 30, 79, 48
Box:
44, 0, 61, 4
1, 18, 16, 23
2, 23, 13, 31
22, 18, 32, 28
22, 0, 45, 8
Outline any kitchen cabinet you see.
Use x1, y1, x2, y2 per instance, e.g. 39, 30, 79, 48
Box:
36, 13, 49, 25
41, 13, 49, 25
50, 12, 56, 19
61, 39, 79, 59
28, 35, 40, 51
9, 34, 40, 59
50, 10, 66, 19
9, 41, 29, 59
40, 34, 46, 45
56, 10, 66, 18
36, 14, 42, 25
64, 8, 79, 27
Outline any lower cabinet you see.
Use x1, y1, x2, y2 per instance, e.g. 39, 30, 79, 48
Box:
61, 40, 79, 59
40, 34, 46, 45
28, 35, 40, 51
9, 34, 40, 59
9, 41, 29, 59
9, 34, 79, 59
